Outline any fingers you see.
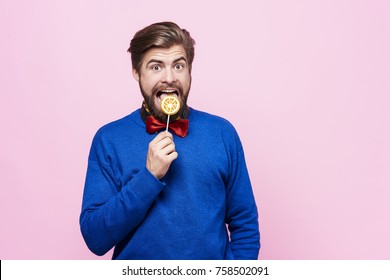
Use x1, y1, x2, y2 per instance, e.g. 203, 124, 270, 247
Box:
166, 150, 178, 161
157, 136, 175, 153
150, 131, 175, 154
151, 131, 174, 144
146, 131, 178, 179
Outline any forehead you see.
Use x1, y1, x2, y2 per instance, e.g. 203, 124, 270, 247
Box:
142, 45, 187, 65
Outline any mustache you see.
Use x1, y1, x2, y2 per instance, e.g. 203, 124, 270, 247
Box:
152, 83, 183, 96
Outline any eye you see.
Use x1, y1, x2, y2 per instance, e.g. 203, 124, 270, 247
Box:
151, 65, 161, 71
174, 63, 185, 70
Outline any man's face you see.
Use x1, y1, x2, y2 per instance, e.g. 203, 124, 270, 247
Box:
133, 44, 191, 122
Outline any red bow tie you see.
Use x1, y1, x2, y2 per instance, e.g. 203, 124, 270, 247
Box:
146, 116, 189, 137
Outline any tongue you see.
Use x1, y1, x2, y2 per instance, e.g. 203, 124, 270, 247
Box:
159, 92, 178, 101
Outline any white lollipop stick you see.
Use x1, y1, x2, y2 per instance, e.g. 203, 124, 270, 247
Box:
166, 114, 170, 132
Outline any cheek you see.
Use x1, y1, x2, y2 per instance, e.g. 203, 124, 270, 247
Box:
140, 75, 159, 92
180, 73, 191, 88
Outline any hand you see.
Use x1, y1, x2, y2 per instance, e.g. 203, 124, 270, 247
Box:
146, 131, 178, 179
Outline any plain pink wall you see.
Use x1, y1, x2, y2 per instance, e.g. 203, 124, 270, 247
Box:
1, 0, 389, 259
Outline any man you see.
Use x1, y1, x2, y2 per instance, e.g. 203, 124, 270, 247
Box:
80, 22, 260, 260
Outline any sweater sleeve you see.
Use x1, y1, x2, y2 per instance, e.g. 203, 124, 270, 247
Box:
225, 132, 260, 260
79, 134, 165, 256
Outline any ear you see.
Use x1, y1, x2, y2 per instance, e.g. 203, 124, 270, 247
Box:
132, 68, 140, 82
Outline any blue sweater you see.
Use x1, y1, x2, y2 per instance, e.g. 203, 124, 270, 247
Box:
80, 108, 260, 259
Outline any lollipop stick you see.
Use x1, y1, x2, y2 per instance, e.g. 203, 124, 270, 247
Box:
165, 114, 170, 132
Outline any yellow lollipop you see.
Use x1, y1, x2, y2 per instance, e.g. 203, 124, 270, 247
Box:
161, 95, 180, 115
160, 95, 180, 132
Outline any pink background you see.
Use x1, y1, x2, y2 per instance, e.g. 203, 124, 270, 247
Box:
1, 0, 389, 259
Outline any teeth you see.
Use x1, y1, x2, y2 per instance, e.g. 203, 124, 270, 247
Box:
161, 89, 176, 93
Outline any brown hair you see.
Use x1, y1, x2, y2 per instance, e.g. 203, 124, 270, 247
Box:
128, 22, 195, 73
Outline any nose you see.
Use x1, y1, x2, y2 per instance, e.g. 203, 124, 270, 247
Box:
162, 67, 176, 84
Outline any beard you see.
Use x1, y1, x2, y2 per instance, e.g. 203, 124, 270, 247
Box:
139, 79, 191, 123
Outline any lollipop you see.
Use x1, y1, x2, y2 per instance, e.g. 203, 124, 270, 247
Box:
160, 95, 181, 131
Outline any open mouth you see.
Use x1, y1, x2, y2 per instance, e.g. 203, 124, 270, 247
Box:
157, 89, 179, 102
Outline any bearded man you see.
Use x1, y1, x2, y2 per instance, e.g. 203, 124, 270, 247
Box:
80, 21, 260, 260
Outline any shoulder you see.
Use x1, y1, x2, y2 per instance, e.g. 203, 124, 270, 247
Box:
92, 109, 142, 143
189, 108, 241, 144
189, 108, 244, 159
88, 110, 142, 160
97, 109, 141, 132
190, 108, 237, 134
190, 108, 236, 131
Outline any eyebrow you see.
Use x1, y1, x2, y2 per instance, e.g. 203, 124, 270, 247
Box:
145, 56, 187, 68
